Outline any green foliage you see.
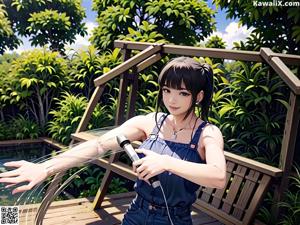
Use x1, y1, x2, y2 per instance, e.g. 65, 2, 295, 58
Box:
4, 0, 87, 53
0, 3, 20, 54
73, 167, 104, 197
69, 46, 122, 99
48, 93, 113, 145
214, 0, 300, 54
277, 165, 300, 225
205, 35, 226, 49
233, 32, 264, 52
136, 70, 159, 115
48, 93, 87, 145
205, 35, 226, 64
65, 166, 128, 197
0, 114, 40, 140
91, 0, 216, 50
119, 21, 166, 43
0, 52, 19, 119
108, 177, 128, 194
3, 49, 68, 131
210, 61, 288, 164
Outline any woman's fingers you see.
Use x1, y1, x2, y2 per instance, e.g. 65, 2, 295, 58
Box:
3, 160, 27, 168
132, 158, 144, 168
12, 183, 34, 195
0, 176, 25, 184
5, 183, 17, 189
0, 169, 20, 178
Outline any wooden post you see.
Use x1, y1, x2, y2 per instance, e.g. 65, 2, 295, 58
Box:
271, 92, 300, 217
93, 48, 132, 209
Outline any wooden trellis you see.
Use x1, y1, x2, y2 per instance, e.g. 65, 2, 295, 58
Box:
36, 41, 300, 225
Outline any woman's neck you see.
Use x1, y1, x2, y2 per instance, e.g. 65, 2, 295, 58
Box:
171, 112, 197, 129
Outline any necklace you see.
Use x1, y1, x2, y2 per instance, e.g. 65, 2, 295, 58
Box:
171, 128, 185, 140
170, 117, 198, 140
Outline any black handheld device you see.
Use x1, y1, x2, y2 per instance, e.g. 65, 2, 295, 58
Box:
116, 135, 160, 188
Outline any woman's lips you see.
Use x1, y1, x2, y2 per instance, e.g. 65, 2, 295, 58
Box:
169, 106, 179, 110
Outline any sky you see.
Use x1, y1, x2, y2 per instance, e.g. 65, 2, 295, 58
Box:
10, 0, 254, 54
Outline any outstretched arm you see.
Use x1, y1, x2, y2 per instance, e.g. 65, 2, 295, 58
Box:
0, 115, 148, 194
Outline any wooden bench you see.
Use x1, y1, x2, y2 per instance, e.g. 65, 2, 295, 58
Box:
195, 151, 282, 225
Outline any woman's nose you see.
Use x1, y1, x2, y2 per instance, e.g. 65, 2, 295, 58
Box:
168, 94, 176, 104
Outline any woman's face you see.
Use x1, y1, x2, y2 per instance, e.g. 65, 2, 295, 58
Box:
162, 82, 193, 117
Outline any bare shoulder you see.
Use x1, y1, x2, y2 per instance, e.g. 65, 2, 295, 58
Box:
200, 123, 224, 149
202, 123, 223, 138
120, 112, 161, 136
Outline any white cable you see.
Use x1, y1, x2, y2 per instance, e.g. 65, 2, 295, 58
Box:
159, 184, 174, 225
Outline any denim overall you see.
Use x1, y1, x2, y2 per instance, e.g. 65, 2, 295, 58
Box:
122, 113, 207, 225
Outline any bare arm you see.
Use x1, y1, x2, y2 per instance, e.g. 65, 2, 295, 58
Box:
165, 124, 226, 188
0, 114, 149, 194
42, 115, 147, 176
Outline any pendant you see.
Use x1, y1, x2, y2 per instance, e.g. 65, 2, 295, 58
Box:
171, 131, 177, 140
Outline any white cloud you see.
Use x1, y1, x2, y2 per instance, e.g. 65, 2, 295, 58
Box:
205, 22, 254, 49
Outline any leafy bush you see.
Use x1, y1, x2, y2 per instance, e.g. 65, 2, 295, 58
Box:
48, 92, 113, 145
278, 166, 300, 225
2, 49, 68, 132
68, 46, 122, 99
62, 166, 128, 197
0, 114, 40, 140
200, 58, 288, 165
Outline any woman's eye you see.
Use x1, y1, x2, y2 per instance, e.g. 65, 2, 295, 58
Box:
162, 88, 170, 93
180, 92, 190, 96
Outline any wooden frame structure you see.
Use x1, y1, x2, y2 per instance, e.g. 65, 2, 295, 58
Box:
35, 41, 300, 225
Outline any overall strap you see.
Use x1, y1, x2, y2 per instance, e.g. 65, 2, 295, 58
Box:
190, 121, 208, 149
150, 113, 168, 136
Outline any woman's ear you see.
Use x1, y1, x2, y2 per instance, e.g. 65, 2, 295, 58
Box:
196, 90, 204, 104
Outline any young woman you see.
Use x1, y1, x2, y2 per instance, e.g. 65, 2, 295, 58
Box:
0, 57, 226, 225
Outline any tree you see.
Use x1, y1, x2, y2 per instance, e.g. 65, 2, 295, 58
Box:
0, 3, 20, 54
3, 0, 87, 54
213, 0, 300, 54
206, 35, 226, 49
4, 49, 68, 131
91, 0, 216, 50
205, 35, 226, 64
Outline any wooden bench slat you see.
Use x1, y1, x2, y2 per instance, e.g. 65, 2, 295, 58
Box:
232, 170, 261, 219
211, 161, 235, 208
222, 165, 247, 213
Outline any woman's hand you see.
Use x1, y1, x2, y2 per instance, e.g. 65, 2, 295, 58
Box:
0, 160, 49, 195
132, 149, 168, 184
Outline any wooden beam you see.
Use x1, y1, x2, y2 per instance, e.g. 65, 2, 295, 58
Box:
92, 169, 114, 209
115, 74, 129, 125
114, 40, 300, 65
260, 48, 300, 95
136, 53, 162, 73
126, 71, 138, 120
94, 44, 163, 87
224, 151, 282, 177
75, 85, 105, 133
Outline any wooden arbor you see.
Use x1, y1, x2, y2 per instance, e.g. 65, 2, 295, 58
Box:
36, 41, 300, 225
